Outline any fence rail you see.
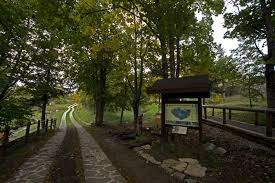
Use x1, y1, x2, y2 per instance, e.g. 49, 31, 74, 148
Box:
202, 105, 274, 137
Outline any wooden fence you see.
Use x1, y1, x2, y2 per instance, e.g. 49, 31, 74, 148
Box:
1, 118, 57, 148
202, 105, 275, 137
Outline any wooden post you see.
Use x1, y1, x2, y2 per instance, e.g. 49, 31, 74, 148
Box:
198, 98, 203, 142
228, 109, 232, 120
255, 112, 258, 126
45, 119, 48, 133
25, 122, 31, 144
212, 108, 214, 116
54, 119, 57, 129
50, 119, 53, 130
222, 108, 226, 124
203, 107, 207, 119
37, 120, 40, 135
161, 94, 167, 142
2, 125, 10, 155
266, 111, 273, 137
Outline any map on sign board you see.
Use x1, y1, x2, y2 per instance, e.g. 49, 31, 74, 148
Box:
165, 104, 198, 127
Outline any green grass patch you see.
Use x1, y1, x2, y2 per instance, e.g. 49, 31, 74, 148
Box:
74, 105, 94, 124
74, 103, 160, 127
209, 95, 267, 108
56, 110, 66, 128
66, 109, 72, 127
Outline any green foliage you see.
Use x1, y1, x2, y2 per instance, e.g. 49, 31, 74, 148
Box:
210, 55, 241, 94
0, 92, 32, 131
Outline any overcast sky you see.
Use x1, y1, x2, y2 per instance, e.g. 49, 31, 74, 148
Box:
212, 15, 239, 55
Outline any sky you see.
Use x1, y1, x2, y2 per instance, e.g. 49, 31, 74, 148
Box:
212, 14, 239, 55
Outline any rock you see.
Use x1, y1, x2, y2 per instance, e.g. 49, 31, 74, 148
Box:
173, 172, 185, 181
184, 178, 197, 183
179, 158, 199, 165
213, 147, 227, 155
171, 162, 188, 172
162, 159, 179, 167
184, 164, 207, 178
161, 164, 174, 174
133, 147, 143, 152
141, 144, 151, 150
203, 142, 216, 151
140, 153, 161, 165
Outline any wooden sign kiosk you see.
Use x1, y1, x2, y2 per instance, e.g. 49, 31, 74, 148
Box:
147, 75, 210, 142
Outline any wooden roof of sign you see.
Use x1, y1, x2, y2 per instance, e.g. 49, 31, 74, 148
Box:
147, 75, 210, 98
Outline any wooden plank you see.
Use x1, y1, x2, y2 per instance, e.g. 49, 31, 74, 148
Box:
203, 105, 275, 113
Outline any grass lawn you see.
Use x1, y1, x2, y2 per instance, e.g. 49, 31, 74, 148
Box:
74, 105, 94, 124
209, 95, 267, 108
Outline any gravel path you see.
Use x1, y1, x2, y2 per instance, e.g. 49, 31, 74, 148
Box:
69, 105, 127, 183
6, 107, 70, 183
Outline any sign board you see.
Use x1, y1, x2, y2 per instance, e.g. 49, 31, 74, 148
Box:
165, 103, 198, 127
172, 126, 187, 135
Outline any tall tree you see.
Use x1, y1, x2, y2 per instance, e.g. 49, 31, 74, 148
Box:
224, 0, 275, 108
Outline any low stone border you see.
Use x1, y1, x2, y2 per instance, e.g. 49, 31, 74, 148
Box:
134, 145, 209, 183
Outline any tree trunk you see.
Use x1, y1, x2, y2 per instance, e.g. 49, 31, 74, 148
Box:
260, 0, 275, 126
260, 0, 275, 109
168, 34, 175, 78
248, 75, 253, 108
95, 98, 105, 126
133, 103, 138, 130
2, 125, 10, 155
41, 95, 48, 129
176, 37, 181, 78
120, 107, 124, 124
266, 64, 275, 108
160, 37, 168, 79
95, 66, 107, 126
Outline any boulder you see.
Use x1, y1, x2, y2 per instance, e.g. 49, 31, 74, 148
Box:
203, 143, 216, 151
213, 147, 227, 155
171, 162, 188, 172
161, 164, 174, 174
184, 164, 207, 178
173, 172, 186, 181
179, 158, 199, 165
140, 153, 161, 165
162, 159, 179, 167
141, 144, 151, 150
133, 147, 143, 152
184, 178, 197, 183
